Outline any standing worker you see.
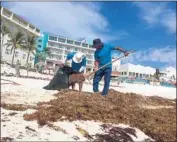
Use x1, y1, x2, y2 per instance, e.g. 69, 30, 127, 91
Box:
92, 38, 129, 96
65, 52, 86, 91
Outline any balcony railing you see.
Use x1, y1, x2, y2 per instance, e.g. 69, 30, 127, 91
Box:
58, 37, 66, 43
48, 36, 94, 50
2, 8, 12, 18
1, 7, 40, 36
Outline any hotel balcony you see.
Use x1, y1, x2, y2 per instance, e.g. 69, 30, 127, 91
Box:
48, 35, 95, 51
46, 55, 63, 61
47, 41, 94, 57
1, 7, 41, 36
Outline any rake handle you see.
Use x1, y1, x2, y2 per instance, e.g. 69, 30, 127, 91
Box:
85, 50, 135, 79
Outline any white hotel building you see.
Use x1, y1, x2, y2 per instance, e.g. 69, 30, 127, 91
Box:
37, 33, 95, 73
1, 7, 40, 67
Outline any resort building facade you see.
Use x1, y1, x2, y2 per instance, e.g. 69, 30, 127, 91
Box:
118, 63, 176, 81
119, 63, 156, 78
1, 6, 41, 67
36, 33, 95, 73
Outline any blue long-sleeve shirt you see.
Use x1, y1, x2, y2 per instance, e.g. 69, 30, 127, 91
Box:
94, 44, 116, 69
66, 52, 87, 72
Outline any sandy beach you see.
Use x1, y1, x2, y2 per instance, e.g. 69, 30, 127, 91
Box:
1, 74, 176, 141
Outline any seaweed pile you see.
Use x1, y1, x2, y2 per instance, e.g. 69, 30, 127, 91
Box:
2, 89, 176, 141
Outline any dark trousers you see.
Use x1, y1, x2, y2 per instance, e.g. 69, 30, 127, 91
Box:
93, 68, 112, 96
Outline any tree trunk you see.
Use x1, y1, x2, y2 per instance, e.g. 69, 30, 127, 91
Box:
11, 47, 16, 66
26, 49, 30, 77
26, 49, 30, 65
1, 34, 4, 61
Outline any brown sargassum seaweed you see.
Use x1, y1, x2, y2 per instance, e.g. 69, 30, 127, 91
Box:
1, 89, 176, 142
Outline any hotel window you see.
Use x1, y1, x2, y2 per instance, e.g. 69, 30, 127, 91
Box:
124, 72, 127, 75
58, 38, 66, 43
49, 36, 57, 41
82, 43, 88, 48
57, 56, 62, 60
36, 28, 40, 33
66, 47, 70, 50
74, 41, 81, 46
87, 61, 91, 64
23, 54, 26, 59
57, 51, 62, 54
55, 43, 59, 47
84, 50, 88, 53
55, 43, 59, 48
129, 72, 132, 76
67, 39, 74, 44
88, 51, 92, 54
49, 55, 54, 58
38, 45, 41, 48
47, 61, 53, 67
89, 45, 92, 48
3, 9, 12, 18
58, 44, 63, 48
87, 55, 92, 59
48, 41, 54, 47
38, 39, 42, 42
65, 51, 70, 54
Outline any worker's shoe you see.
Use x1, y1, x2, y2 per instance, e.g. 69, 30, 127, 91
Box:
93, 91, 101, 95
102, 94, 108, 97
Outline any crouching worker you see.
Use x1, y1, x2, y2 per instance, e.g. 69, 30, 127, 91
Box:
65, 52, 86, 92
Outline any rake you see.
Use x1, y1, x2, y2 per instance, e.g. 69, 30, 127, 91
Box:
85, 49, 136, 81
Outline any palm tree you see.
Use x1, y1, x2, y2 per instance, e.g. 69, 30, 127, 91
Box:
1, 24, 10, 59
25, 35, 37, 65
34, 47, 51, 73
1, 24, 10, 44
35, 47, 50, 63
5, 30, 26, 65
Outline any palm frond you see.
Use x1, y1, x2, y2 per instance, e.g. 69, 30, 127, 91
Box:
26, 35, 37, 52
1, 24, 10, 35
4, 42, 13, 49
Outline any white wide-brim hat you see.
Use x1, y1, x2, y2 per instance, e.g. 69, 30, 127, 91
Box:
73, 52, 84, 63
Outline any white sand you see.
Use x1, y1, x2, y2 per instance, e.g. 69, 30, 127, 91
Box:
1, 64, 176, 99
1, 75, 175, 141
79, 82, 176, 99
1, 76, 58, 105
1, 64, 53, 79
1, 75, 176, 106
1, 108, 152, 141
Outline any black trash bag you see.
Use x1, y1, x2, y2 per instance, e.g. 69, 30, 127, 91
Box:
43, 65, 75, 91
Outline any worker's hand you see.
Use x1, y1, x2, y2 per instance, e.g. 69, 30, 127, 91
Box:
65, 60, 70, 66
79, 66, 85, 73
94, 61, 99, 72
94, 67, 98, 72
83, 72, 92, 80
